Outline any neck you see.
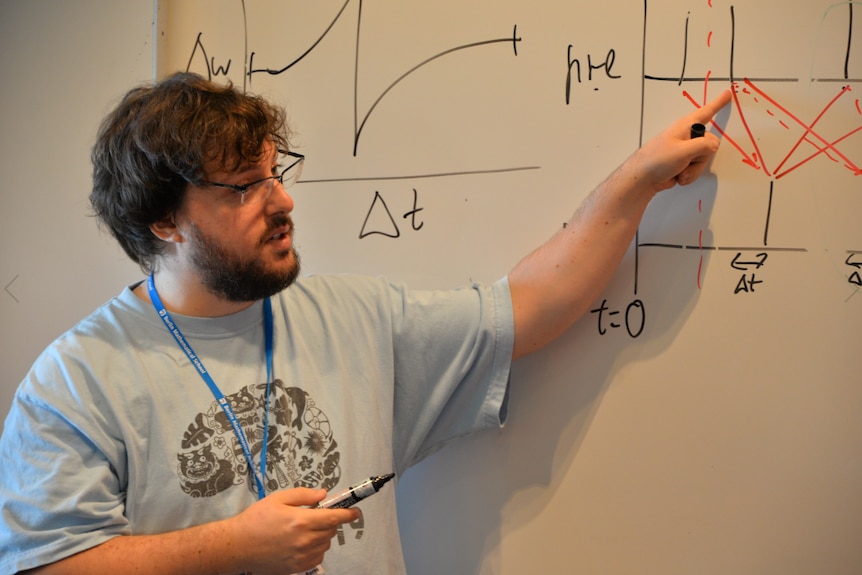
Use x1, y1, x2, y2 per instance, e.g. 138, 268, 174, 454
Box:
134, 269, 256, 318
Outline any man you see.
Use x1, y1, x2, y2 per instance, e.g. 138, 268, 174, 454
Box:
0, 72, 731, 574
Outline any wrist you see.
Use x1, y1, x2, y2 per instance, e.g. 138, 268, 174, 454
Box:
204, 517, 249, 575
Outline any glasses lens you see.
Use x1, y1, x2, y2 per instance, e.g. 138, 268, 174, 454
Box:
239, 156, 303, 205
240, 178, 276, 205
281, 156, 304, 187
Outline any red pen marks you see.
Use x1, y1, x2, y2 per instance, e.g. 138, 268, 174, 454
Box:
683, 90, 759, 170
703, 70, 712, 104
744, 81, 860, 178
683, 0, 859, 291
697, 201, 705, 289
695, 1, 714, 289
684, 82, 861, 178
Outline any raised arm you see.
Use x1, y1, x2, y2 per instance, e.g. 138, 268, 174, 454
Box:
509, 90, 732, 360
21, 489, 359, 575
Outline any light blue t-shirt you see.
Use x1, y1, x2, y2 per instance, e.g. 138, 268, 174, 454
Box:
0, 274, 514, 575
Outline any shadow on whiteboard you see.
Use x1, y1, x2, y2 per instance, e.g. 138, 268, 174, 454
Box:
394, 176, 716, 573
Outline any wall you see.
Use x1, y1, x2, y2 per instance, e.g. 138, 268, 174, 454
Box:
2, 1, 860, 573
0, 0, 153, 427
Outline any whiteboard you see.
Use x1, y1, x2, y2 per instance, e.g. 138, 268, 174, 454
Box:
159, 2, 862, 573
2, 0, 859, 573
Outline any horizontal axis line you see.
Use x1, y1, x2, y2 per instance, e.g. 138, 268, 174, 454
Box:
300, 165, 541, 185
645, 75, 862, 84
639, 243, 808, 252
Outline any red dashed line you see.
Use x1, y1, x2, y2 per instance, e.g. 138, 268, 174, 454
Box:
697, 230, 705, 289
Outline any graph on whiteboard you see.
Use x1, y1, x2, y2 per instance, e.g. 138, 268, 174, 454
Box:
603, 1, 860, 320
164, 0, 860, 341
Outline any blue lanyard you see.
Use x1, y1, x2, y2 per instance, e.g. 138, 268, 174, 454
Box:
147, 274, 273, 500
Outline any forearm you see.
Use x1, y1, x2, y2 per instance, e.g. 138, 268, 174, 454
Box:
23, 520, 243, 575
508, 90, 732, 360
508, 154, 655, 359
21, 488, 355, 575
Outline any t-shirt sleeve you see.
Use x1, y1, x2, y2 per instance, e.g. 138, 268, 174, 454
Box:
390, 277, 514, 473
0, 352, 129, 574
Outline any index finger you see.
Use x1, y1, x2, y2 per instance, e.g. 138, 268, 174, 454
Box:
694, 89, 733, 123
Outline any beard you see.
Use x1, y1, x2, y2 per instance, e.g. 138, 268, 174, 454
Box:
187, 215, 301, 302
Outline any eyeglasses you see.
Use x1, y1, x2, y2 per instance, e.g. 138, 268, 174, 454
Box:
201, 151, 305, 205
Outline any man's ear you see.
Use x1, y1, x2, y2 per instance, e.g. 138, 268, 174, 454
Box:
149, 216, 184, 244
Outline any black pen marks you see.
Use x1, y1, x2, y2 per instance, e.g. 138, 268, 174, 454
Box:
248, 0, 351, 80
359, 188, 425, 239
359, 191, 399, 239
352, 4, 522, 155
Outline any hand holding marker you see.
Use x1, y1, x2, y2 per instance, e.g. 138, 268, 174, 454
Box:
297, 474, 396, 575
317, 472, 395, 509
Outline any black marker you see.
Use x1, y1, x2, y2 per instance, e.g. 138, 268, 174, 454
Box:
299, 475, 396, 573
690, 122, 706, 138
317, 473, 395, 509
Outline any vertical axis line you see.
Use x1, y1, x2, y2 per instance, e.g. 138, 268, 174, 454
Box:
845, 2, 854, 80
635, 0, 649, 296
763, 180, 774, 247
729, 5, 736, 84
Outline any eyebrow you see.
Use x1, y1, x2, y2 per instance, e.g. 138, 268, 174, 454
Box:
216, 148, 279, 181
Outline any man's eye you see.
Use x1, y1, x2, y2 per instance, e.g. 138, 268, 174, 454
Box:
243, 175, 272, 190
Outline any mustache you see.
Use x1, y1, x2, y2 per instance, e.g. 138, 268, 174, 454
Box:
260, 213, 294, 245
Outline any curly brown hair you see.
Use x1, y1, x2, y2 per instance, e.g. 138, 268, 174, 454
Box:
90, 72, 293, 271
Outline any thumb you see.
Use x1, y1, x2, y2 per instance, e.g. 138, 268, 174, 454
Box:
676, 135, 721, 185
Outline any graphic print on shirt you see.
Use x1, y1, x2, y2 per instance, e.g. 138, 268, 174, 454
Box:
176, 379, 342, 497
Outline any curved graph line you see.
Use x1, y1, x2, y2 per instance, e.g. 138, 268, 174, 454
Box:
353, 19, 521, 155
248, 0, 351, 77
